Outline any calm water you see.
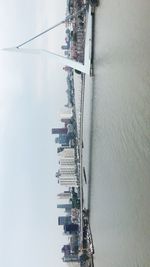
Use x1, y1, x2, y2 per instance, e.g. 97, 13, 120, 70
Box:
83, 0, 150, 266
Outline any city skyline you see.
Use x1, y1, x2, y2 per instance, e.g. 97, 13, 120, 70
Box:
0, 1, 69, 267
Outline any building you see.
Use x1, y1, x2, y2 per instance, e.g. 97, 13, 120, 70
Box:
57, 204, 72, 210
58, 148, 75, 158
52, 128, 67, 134
58, 216, 72, 225
62, 255, 79, 262
61, 244, 70, 255
61, 244, 79, 262
57, 191, 71, 199
58, 175, 78, 187
58, 181, 78, 187
57, 147, 65, 153
59, 165, 76, 174
57, 204, 72, 215
64, 223, 79, 234
58, 148, 76, 167
57, 147, 78, 187
55, 134, 69, 146
60, 108, 73, 121
59, 158, 75, 165
69, 234, 79, 253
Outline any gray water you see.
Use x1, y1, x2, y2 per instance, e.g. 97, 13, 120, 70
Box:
84, 0, 150, 266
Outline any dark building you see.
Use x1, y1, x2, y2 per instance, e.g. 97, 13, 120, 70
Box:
57, 147, 65, 153
61, 45, 70, 50
64, 223, 79, 234
61, 245, 79, 262
55, 134, 69, 146
52, 128, 67, 134
58, 216, 72, 225
62, 244, 71, 255
58, 134, 68, 145
57, 204, 72, 209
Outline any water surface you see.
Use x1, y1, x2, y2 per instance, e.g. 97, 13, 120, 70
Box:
84, 1, 150, 266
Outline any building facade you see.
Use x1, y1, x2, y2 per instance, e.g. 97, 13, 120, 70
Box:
57, 191, 71, 199
58, 216, 72, 225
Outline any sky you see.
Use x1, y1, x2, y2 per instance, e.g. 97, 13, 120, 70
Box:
0, 1, 70, 266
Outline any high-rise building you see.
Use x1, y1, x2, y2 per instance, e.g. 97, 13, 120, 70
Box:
62, 255, 79, 262
57, 191, 71, 199
60, 165, 76, 174
57, 204, 72, 214
59, 158, 75, 165
64, 223, 79, 234
61, 244, 70, 255
69, 235, 79, 253
52, 128, 67, 134
58, 148, 75, 158
58, 216, 72, 225
58, 176, 78, 187
57, 204, 72, 210
57, 147, 65, 153
58, 134, 69, 145
60, 108, 73, 121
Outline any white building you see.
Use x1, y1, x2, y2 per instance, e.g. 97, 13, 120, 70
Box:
58, 148, 75, 158
60, 165, 76, 172
60, 108, 73, 121
58, 173, 78, 187
58, 179, 79, 187
57, 192, 71, 199
59, 158, 75, 165
57, 147, 78, 187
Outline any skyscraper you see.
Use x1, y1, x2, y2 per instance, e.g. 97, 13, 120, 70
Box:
57, 204, 72, 210
57, 203, 73, 215
64, 223, 79, 234
57, 191, 71, 199
52, 128, 67, 134
58, 177, 78, 187
58, 216, 72, 225
58, 148, 75, 158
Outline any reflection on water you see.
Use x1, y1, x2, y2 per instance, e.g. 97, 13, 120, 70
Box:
83, 0, 150, 266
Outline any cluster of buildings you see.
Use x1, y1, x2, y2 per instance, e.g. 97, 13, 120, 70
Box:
62, 0, 86, 63
52, 117, 82, 263
52, 69, 93, 266
57, 198, 80, 263
51, 1, 95, 265
63, 66, 75, 108
52, 74, 81, 262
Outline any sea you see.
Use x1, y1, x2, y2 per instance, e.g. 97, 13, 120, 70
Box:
82, 0, 150, 266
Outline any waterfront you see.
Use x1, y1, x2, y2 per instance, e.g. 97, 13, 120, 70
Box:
83, 0, 150, 266
50, 2, 95, 264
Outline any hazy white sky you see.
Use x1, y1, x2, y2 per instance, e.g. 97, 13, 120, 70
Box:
0, 1, 70, 266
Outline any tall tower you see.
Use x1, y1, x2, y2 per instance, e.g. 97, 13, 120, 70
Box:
57, 191, 71, 199
58, 216, 72, 225
52, 128, 67, 134
57, 204, 72, 210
